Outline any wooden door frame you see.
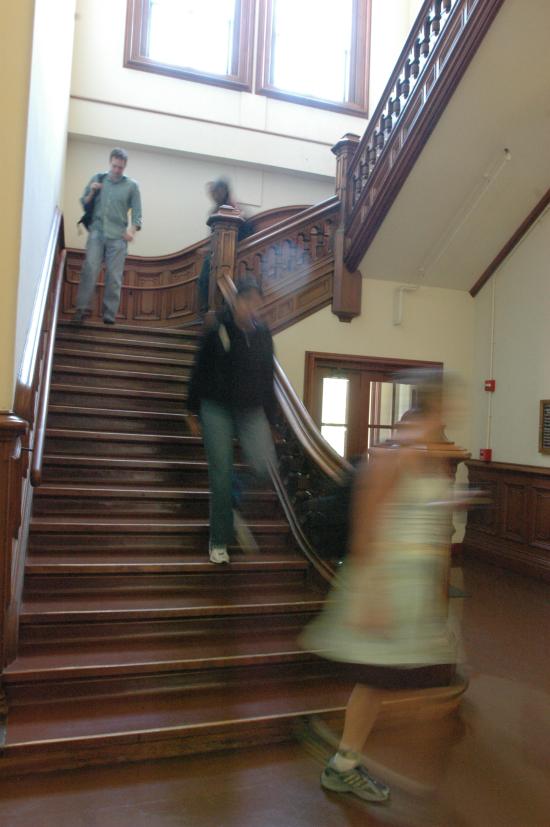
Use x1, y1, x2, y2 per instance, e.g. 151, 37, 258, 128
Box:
303, 351, 443, 422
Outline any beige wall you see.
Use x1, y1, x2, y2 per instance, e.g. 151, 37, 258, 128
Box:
471, 208, 550, 467
0, 2, 34, 411
63, 139, 335, 255
16, 0, 76, 374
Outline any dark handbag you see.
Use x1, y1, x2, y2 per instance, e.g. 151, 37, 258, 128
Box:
77, 173, 106, 230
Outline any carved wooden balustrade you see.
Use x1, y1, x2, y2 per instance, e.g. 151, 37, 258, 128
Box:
344, 0, 506, 271
61, 205, 309, 328
236, 197, 340, 332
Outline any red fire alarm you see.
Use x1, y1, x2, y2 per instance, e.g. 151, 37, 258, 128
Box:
484, 379, 496, 392
480, 448, 492, 462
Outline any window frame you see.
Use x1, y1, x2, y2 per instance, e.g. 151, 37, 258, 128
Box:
255, 0, 372, 116
124, 0, 256, 92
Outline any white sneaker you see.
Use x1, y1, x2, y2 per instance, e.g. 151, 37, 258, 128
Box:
209, 544, 230, 564
233, 510, 258, 554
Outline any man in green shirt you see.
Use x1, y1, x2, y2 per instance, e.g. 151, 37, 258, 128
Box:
74, 148, 142, 324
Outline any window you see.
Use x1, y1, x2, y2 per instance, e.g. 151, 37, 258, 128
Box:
256, 0, 371, 115
125, 0, 255, 91
125, 0, 371, 114
304, 353, 442, 459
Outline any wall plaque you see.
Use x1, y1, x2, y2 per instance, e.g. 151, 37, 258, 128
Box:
539, 400, 550, 454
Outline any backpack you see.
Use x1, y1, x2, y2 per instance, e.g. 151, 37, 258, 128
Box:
77, 173, 107, 231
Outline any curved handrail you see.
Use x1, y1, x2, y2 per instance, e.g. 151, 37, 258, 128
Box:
31, 249, 66, 486
14, 209, 63, 424
344, 0, 505, 269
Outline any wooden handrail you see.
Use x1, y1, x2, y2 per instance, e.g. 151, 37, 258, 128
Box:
273, 362, 350, 483
344, 0, 506, 271
14, 209, 63, 424
31, 250, 66, 486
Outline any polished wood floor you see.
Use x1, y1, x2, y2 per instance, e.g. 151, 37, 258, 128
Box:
0, 559, 548, 827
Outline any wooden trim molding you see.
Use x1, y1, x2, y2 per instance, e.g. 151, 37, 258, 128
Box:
255, 0, 372, 117
124, 0, 255, 92
344, 0, 506, 272
303, 351, 442, 416
469, 187, 550, 297
463, 460, 550, 581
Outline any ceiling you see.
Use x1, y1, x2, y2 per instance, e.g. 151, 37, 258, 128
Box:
358, 0, 550, 293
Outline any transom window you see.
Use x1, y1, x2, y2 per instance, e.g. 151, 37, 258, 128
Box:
125, 0, 371, 114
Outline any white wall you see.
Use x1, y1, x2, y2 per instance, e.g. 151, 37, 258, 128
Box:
15, 0, 76, 375
63, 139, 335, 255
471, 208, 550, 467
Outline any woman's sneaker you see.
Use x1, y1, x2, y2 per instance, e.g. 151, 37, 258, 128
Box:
209, 544, 230, 564
321, 763, 390, 803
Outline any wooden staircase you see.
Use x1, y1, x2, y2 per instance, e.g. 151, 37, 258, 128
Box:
1, 320, 357, 774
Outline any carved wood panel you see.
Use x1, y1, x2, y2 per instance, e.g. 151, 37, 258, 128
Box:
464, 462, 550, 580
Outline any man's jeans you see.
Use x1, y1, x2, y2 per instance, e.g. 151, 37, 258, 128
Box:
76, 230, 128, 321
200, 399, 277, 548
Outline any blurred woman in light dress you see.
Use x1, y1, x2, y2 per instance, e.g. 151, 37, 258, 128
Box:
301, 371, 461, 803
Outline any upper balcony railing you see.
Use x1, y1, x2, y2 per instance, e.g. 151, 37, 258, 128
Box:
344, 0, 506, 271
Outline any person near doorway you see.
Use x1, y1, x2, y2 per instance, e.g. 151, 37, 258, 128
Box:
74, 147, 142, 325
187, 278, 277, 564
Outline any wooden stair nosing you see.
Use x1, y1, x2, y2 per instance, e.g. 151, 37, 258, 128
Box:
19, 598, 325, 624
4, 649, 318, 684
53, 365, 189, 384
57, 319, 202, 339
54, 346, 195, 367
48, 404, 188, 421
34, 485, 276, 501
24, 555, 307, 575
51, 385, 187, 402
1, 676, 466, 778
55, 331, 200, 353
45, 427, 199, 445
30, 517, 288, 534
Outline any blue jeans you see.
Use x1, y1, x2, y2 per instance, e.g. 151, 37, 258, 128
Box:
76, 230, 128, 321
200, 400, 276, 547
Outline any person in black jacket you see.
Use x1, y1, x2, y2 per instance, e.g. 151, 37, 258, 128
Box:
187, 279, 277, 564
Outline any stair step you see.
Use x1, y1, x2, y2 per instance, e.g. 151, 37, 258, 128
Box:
24, 566, 306, 594
6, 618, 313, 682
30, 517, 289, 535
55, 330, 199, 357
33, 485, 279, 518
44, 428, 204, 458
50, 385, 187, 413
52, 365, 189, 391
47, 405, 189, 435
41, 455, 223, 485
3, 664, 350, 745
57, 319, 201, 344
1, 674, 467, 776
20, 582, 325, 623
25, 549, 307, 573
54, 346, 195, 370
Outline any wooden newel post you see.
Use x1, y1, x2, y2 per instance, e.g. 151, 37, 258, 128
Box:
331, 134, 362, 323
206, 205, 244, 310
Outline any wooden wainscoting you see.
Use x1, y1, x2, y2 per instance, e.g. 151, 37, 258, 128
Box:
464, 461, 550, 580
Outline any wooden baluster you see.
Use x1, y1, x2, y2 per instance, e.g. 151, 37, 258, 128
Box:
422, 15, 432, 57
331, 133, 362, 322
206, 205, 244, 308
443, 0, 452, 12
412, 38, 421, 77
432, 0, 442, 34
